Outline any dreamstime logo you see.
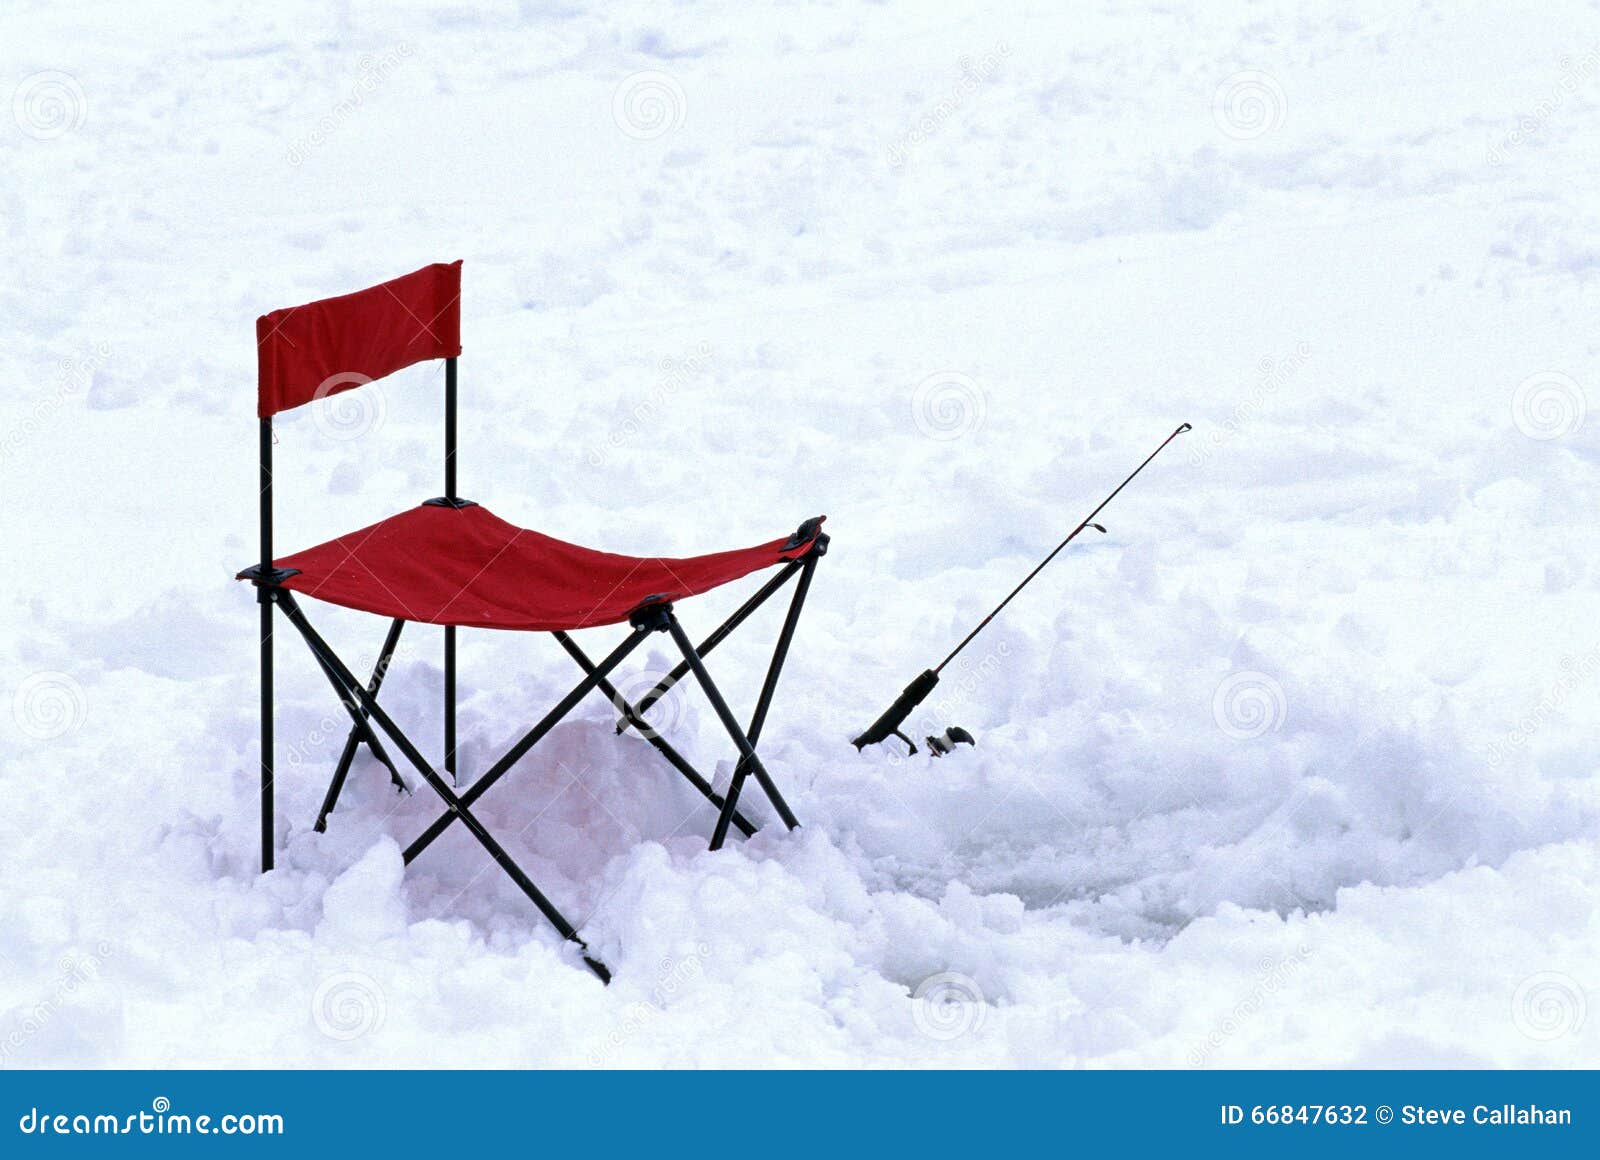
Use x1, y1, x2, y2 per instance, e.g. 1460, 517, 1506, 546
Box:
1488, 46, 1600, 165
285, 640, 416, 777
911, 371, 986, 441
885, 43, 1009, 169
16, 1095, 282, 1136
611, 669, 688, 740
1511, 371, 1586, 440
612, 71, 686, 141
311, 971, 386, 1041
1211, 671, 1287, 740
282, 709, 346, 772
1511, 971, 1587, 1042
1190, 341, 1312, 466
1484, 645, 1600, 768
911, 971, 986, 1040
285, 45, 414, 165
0, 941, 116, 1065
54, 344, 110, 393
1212, 71, 1286, 141
586, 943, 713, 1066
1, 340, 110, 466
888, 641, 1011, 768
588, 342, 713, 467
12, 670, 87, 741
1188, 945, 1313, 1066
12, 70, 87, 140
310, 373, 384, 440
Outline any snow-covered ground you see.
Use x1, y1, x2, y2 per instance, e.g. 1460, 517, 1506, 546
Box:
3, 0, 1598, 1067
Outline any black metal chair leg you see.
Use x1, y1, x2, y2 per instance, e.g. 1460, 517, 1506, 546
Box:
402, 623, 654, 865
663, 612, 801, 852
317, 618, 406, 832
444, 624, 457, 784
709, 555, 813, 848
552, 631, 758, 839
260, 590, 274, 873
277, 593, 611, 984
298, 624, 407, 797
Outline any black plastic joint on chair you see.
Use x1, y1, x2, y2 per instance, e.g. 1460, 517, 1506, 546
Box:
783, 517, 828, 553
240, 564, 302, 583
240, 563, 300, 601
628, 600, 674, 632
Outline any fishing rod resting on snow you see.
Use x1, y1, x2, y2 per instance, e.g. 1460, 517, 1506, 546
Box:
852, 422, 1192, 757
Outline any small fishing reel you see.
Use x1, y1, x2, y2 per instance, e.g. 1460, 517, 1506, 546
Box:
925, 726, 975, 757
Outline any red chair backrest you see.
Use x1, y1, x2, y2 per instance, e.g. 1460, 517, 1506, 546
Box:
255, 261, 462, 419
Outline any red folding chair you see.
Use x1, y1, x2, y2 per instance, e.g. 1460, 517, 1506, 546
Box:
239, 261, 827, 982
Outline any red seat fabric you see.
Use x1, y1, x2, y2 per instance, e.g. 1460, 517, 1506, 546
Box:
240, 503, 824, 632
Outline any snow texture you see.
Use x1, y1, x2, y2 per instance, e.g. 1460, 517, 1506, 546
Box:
3, 0, 1598, 1067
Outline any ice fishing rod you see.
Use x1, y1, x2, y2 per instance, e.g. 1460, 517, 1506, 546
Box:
852, 422, 1191, 756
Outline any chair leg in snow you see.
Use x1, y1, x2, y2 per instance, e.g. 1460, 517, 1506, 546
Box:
317, 617, 408, 832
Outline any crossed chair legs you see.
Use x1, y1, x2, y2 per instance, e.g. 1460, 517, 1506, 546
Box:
271, 550, 819, 983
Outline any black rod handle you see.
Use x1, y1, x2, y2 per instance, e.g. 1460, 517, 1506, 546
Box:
851, 669, 939, 753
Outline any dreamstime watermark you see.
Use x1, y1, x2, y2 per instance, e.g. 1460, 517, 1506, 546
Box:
608, 667, 690, 741
612, 70, 686, 141
1511, 971, 1587, 1042
911, 371, 987, 441
0, 941, 116, 1066
282, 706, 382, 780
1190, 342, 1312, 465
1488, 46, 1600, 166
885, 44, 1009, 169
1483, 645, 1600, 769
12, 70, 87, 140
286, 44, 414, 166
883, 641, 1011, 768
1511, 371, 1586, 441
1187, 944, 1313, 1066
0, 944, 116, 1066
282, 635, 425, 778
283, 710, 343, 773
17, 1096, 283, 1136
1212, 70, 1286, 141
1, 342, 111, 466
310, 372, 384, 441
11, 670, 87, 741
911, 971, 987, 1040
588, 342, 713, 467
587, 943, 713, 1065
311, 970, 387, 1042
1212, 671, 1288, 740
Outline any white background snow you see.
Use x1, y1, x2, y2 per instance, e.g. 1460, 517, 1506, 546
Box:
3, 0, 1598, 1067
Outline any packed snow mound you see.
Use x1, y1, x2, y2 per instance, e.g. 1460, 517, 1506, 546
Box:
3, 0, 1598, 1065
